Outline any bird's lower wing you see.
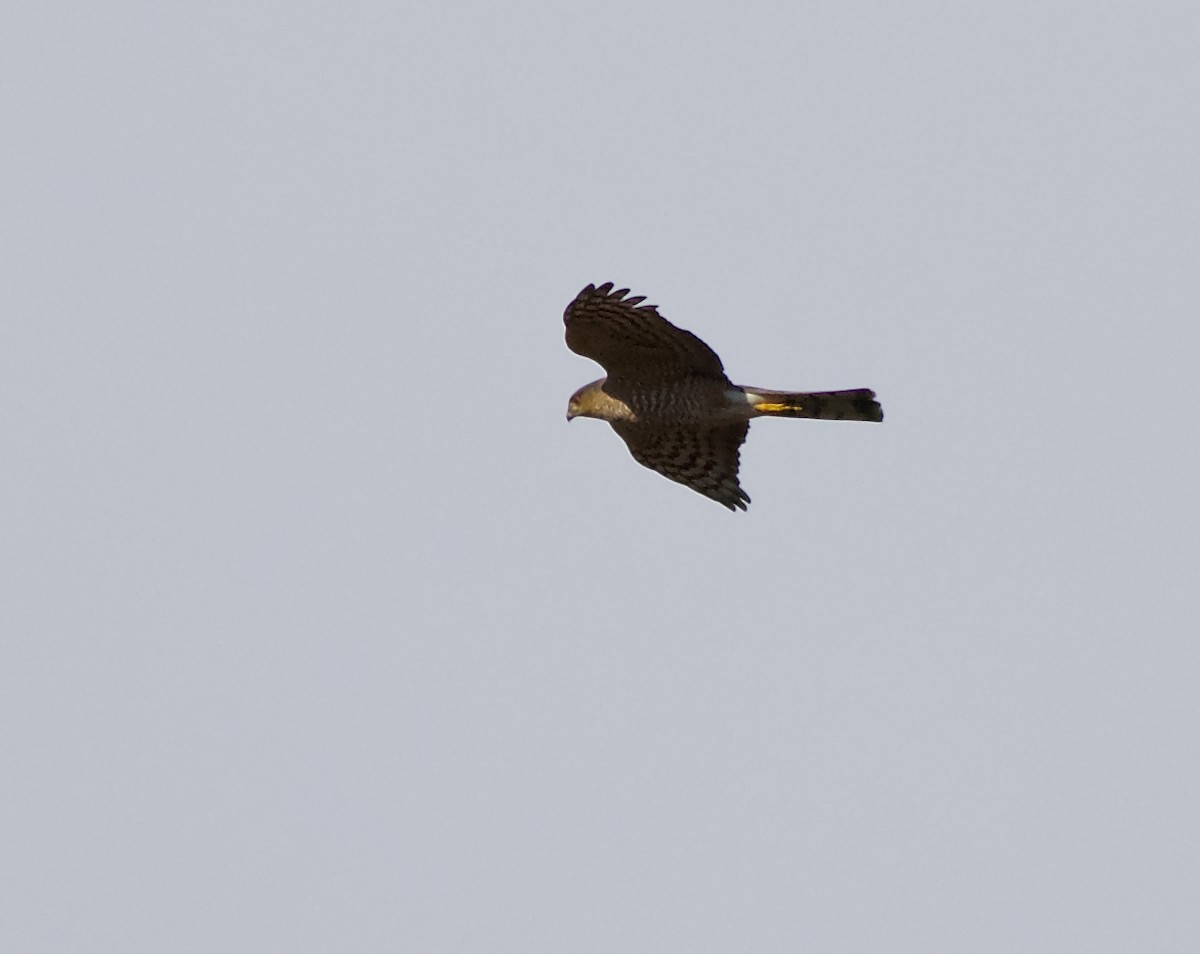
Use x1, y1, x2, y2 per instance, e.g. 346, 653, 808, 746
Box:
611, 421, 751, 511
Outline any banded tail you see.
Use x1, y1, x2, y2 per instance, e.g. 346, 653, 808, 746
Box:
745, 387, 883, 422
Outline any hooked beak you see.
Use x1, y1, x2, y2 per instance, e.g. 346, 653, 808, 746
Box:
566, 411, 576, 422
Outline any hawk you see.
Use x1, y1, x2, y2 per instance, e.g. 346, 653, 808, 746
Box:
564, 282, 883, 511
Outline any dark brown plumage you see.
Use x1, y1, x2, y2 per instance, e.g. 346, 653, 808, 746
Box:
565, 283, 882, 510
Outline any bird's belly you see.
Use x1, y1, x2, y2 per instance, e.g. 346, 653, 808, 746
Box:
625, 381, 730, 424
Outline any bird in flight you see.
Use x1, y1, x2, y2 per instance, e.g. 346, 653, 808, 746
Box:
564, 282, 882, 511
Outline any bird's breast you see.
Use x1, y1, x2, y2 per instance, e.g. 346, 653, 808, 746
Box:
617, 378, 729, 424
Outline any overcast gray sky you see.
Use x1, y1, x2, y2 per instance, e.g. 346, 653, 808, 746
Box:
3, 1, 1198, 951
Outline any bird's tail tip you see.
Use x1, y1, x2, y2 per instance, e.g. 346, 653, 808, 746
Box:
751, 388, 883, 422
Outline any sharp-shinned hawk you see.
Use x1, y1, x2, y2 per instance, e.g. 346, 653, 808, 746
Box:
564, 282, 883, 511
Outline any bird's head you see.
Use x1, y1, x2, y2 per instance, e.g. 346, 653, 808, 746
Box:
566, 379, 607, 421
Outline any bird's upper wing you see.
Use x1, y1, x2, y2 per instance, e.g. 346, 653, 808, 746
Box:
564, 283, 728, 382
611, 420, 751, 511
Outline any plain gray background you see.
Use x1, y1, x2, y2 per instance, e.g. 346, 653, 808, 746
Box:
3, 1, 1198, 951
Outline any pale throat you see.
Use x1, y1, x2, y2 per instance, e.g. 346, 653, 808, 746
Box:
586, 384, 635, 422
570, 380, 634, 422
